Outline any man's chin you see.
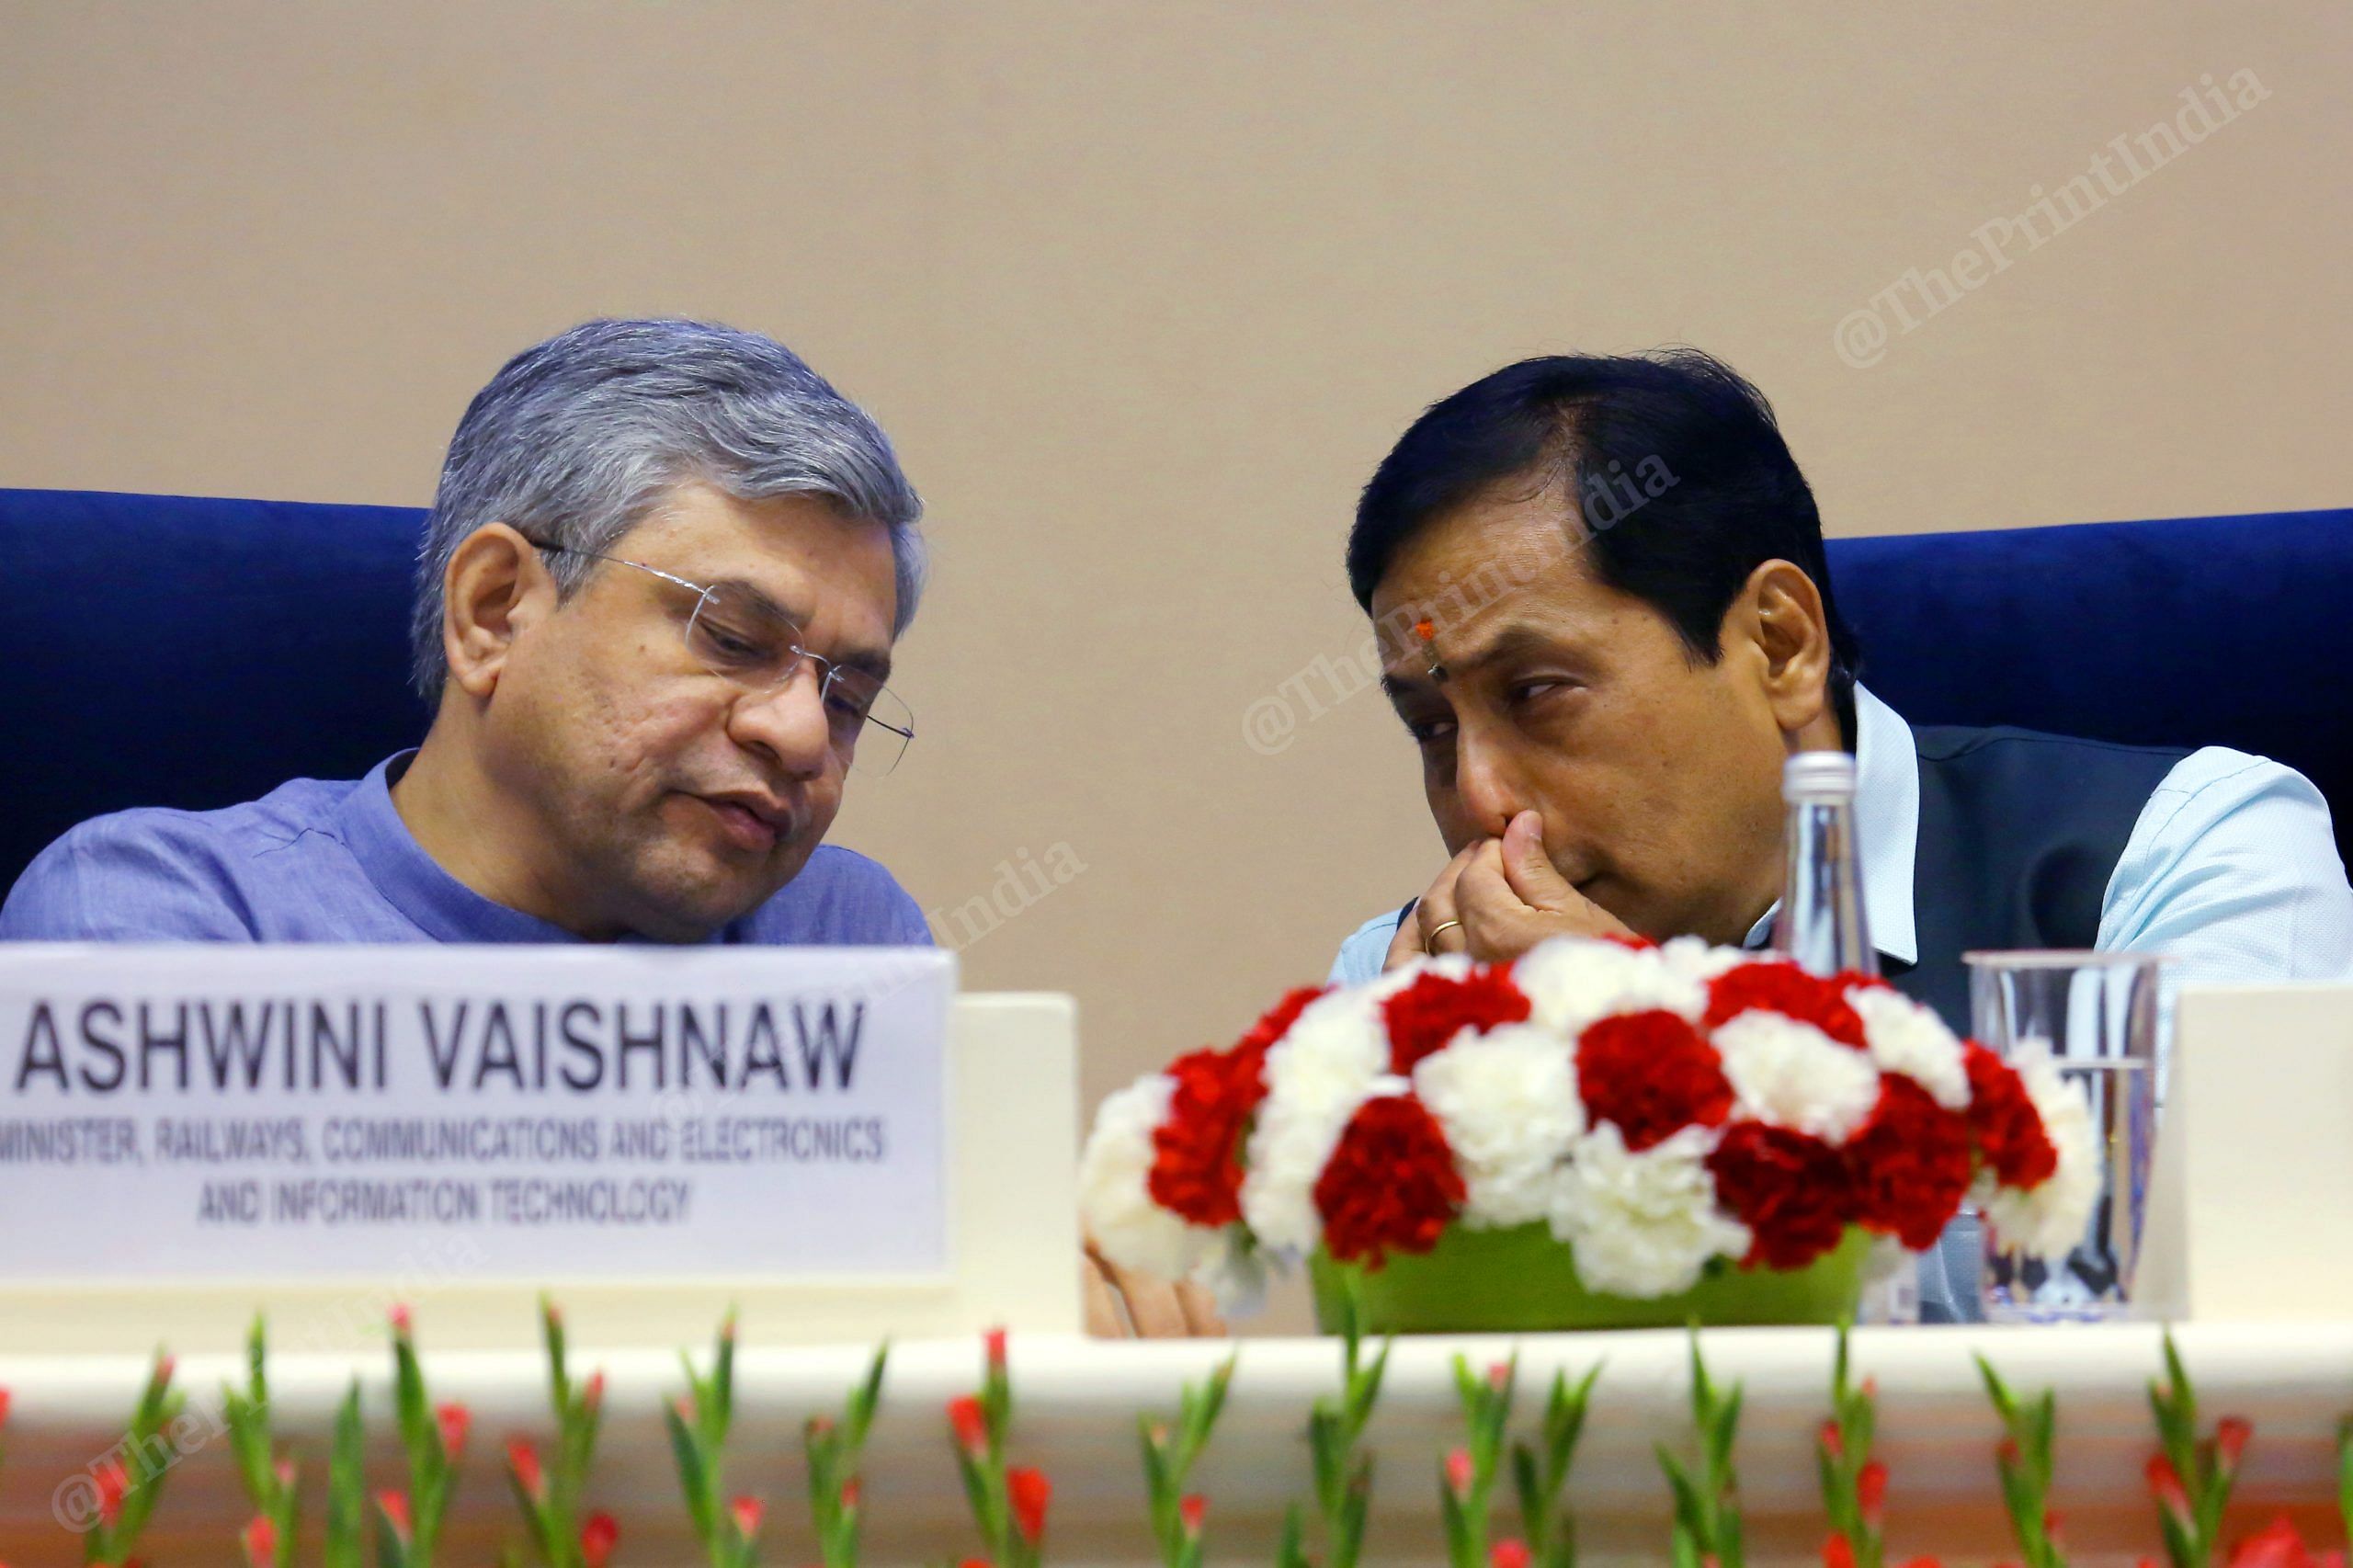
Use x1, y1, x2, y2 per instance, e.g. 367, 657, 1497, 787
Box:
631, 841, 814, 938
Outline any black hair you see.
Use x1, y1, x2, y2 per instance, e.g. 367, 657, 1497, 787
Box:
1347, 348, 1859, 731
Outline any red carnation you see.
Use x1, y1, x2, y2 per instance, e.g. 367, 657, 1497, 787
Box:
1380, 966, 1532, 1074
1844, 1076, 1974, 1249
1237, 984, 1327, 1058
1148, 1042, 1270, 1226
1962, 1043, 2058, 1187
948, 1393, 989, 1458
1708, 1120, 1854, 1269
1313, 1095, 1466, 1267
1706, 960, 1868, 1049
435, 1401, 471, 1456
1145, 986, 1325, 1226
579, 1512, 620, 1568
1008, 1466, 1051, 1545
1575, 1010, 1733, 1151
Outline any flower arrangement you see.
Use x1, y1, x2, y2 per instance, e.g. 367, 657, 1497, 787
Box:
1081, 934, 2100, 1319
6, 1315, 2353, 1565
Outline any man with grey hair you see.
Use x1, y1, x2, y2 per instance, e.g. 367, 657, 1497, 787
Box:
1, 319, 933, 947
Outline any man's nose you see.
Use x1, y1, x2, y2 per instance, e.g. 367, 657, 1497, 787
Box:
1452, 723, 1521, 839
725, 665, 833, 778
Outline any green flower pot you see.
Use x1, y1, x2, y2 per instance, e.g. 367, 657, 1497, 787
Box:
1309, 1222, 1871, 1334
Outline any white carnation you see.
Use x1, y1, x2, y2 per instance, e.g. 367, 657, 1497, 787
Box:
1714, 1010, 1883, 1143
1658, 933, 1751, 983
1549, 1122, 1750, 1298
1514, 937, 1705, 1038
1413, 1024, 1583, 1230
1975, 1052, 2102, 1260
1363, 949, 1477, 998
1848, 984, 1969, 1109
1237, 989, 1391, 1254
1078, 1076, 1221, 1280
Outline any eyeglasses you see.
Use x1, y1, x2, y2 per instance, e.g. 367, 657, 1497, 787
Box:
528, 542, 914, 776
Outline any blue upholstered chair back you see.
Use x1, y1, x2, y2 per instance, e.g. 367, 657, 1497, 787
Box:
3, 488, 2348, 895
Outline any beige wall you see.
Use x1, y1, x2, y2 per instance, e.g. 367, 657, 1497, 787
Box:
6, 2, 2350, 1321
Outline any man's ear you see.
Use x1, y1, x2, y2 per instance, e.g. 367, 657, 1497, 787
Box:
441, 524, 553, 699
1734, 559, 1835, 735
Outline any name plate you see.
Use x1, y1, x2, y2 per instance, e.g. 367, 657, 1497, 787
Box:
0, 944, 955, 1282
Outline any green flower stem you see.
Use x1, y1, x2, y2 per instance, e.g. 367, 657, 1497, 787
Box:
384, 1311, 464, 1568
1976, 1355, 2067, 1568
667, 1312, 759, 1568
84, 1347, 182, 1568
1816, 1325, 1881, 1568
1440, 1353, 1515, 1568
222, 1315, 299, 1568
1512, 1361, 1599, 1568
1279, 1282, 1389, 1568
2146, 1331, 2249, 1568
512, 1297, 610, 1568
1139, 1351, 1234, 1568
325, 1381, 368, 1568
806, 1344, 890, 1568
1655, 1331, 1744, 1568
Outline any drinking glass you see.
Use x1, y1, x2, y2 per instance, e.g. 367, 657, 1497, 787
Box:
1965, 950, 2166, 1323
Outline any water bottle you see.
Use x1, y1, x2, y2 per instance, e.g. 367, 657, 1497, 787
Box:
1770, 752, 1918, 1322
1769, 750, 1875, 977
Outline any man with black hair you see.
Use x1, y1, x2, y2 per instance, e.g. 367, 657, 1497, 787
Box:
1332, 351, 2349, 1024
1322, 351, 2348, 1324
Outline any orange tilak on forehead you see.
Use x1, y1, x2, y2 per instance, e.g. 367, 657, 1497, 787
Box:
1412, 618, 1449, 683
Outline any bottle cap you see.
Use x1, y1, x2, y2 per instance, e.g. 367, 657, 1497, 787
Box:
1782, 750, 1857, 801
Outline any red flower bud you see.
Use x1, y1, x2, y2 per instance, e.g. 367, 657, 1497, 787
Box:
2224, 1517, 2318, 1568
95, 1459, 129, 1525
960, 1562, 993, 1568
948, 1394, 989, 1458
155, 1355, 176, 1386
272, 1457, 295, 1491
0, 1387, 11, 1428
1823, 1537, 1859, 1568
984, 1326, 1008, 1370
729, 1495, 765, 1540
1486, 1362, 1511, 1392
1445, 1447, 1475, 1499
808, 1413, 836, 1439
1492, 1540, 1533, 1568
579, 1512, 619, 1568
720, 1312, 739, 1345
584, 1369, 608, 1414
241, 1515, 277, 1568
1819, 1419, 1845, 1460
1008, 1467, 1051, 1545
2146, 1454, 2191, 1520
389, 1304, 413, 1336
2218, 1416, 2254, 1471
2043, 1509, 2064, 1542
1180, 1494, 1208, 1538
378, 1491, 412, 1542
842, 1478, 862, 1512
1859, 1460, 1888, 1527
1996, 1437, 2021, 1469
436, 1402, 471, 1455
509, 1437, 545, 1499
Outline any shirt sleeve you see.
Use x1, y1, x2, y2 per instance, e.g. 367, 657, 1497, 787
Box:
1328, 908, 1407, 988
0, 818, 260, 941
2098, 747, 2353, 986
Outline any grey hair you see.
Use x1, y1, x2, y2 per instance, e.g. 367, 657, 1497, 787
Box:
409, 317, 926, 700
